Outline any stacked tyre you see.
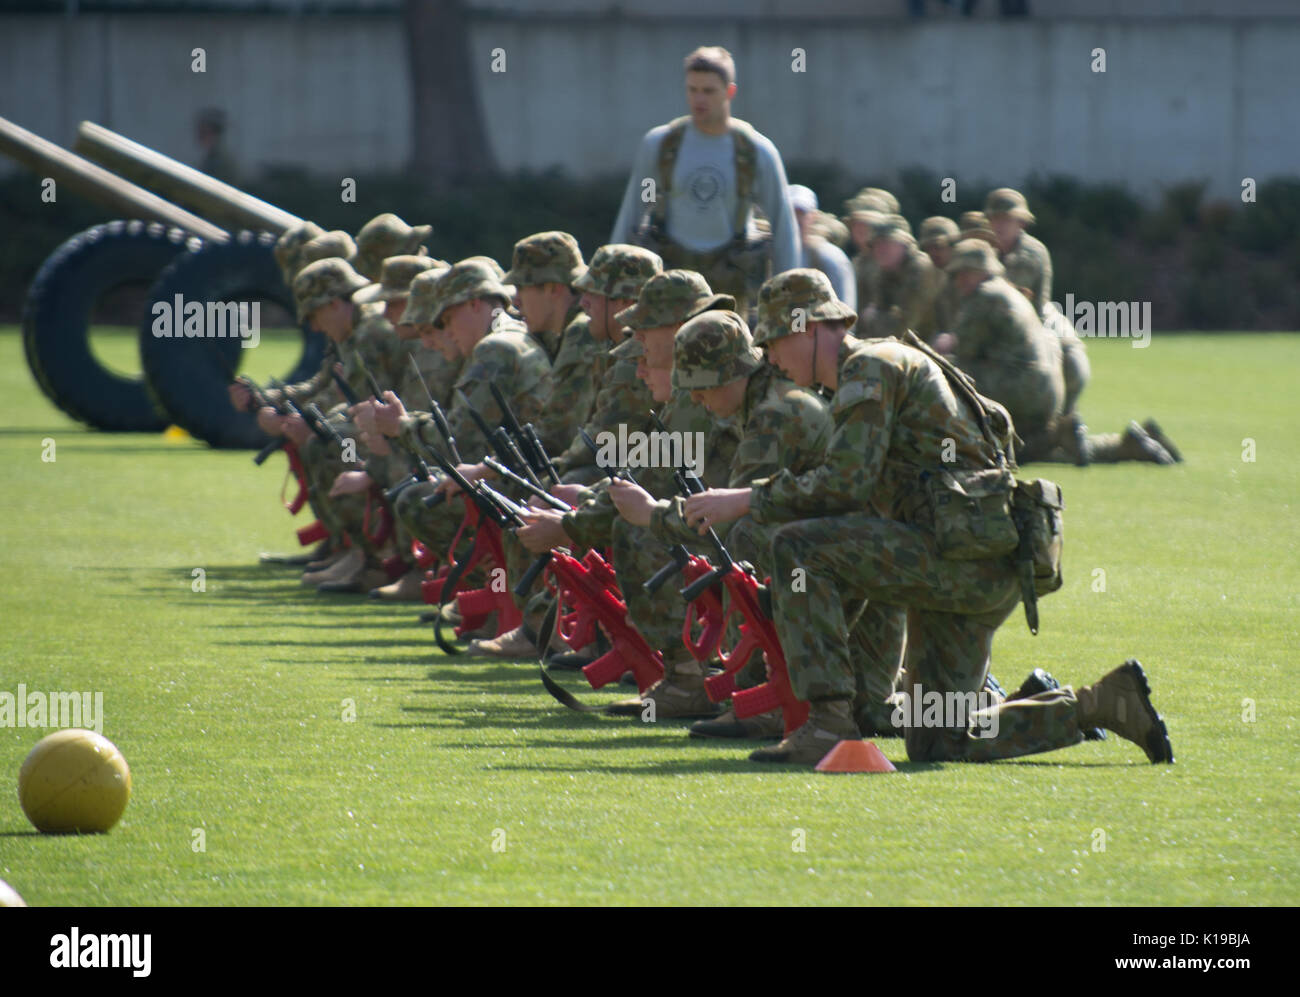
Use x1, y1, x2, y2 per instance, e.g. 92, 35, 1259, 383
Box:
22, 221, 327, 448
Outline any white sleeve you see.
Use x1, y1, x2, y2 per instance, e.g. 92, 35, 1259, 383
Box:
752, 134, 801, 275
609, 130, 662, 245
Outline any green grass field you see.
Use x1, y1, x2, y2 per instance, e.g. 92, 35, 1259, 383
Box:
2, 327, 1297, 906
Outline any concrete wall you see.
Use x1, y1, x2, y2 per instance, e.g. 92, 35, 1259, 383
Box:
3, 12, 1298, 199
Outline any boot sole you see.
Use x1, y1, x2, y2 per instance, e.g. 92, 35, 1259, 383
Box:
1120, 659, 1174, 763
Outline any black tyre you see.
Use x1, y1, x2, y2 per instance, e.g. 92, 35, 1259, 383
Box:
22, 220, 195, 431
140, 230, 327, 449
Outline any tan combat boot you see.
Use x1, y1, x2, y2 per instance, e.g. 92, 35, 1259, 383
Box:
689, 707, 783, 740
369, 568, 425, 601
303, 545, 351, 574
749, 699, 860, 765
606, 661, 721, 720
466, 624, 537, 659
301, 546, 362, 586
1075, 660, 1173, 763
318, 562, 390, 594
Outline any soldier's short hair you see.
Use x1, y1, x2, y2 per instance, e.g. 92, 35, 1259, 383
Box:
684, 46, 735, 86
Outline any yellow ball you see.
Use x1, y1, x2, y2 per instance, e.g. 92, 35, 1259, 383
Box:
0, 879, 25, 907
18, 729, 131, 834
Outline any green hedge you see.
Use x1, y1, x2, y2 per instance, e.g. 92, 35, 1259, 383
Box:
3, 166, 1299, 330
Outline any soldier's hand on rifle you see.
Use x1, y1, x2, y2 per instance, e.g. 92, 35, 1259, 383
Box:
329, 470, 373, 498
358, 429, 390, 457
255, 406, 285, 436
350, 399, 377, 435
433, 462, 487, 498
516, 508, 571, 554
609, 478, 656, 527
228, 380, 253, 412
683, 488, 752, 535
548, 483, 585, 506
282, 413, 312, 448
372, 391, 406, 438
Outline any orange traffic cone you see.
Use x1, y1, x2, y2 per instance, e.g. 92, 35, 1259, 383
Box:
815, 739, 896, 774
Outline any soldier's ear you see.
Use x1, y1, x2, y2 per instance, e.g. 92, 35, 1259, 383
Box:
726, 83, 738, 100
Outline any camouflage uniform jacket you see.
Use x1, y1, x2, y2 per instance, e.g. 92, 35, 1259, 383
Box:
1000, 232, 1053, 316
562, 388, 741, 552
650, 363, 832, 546
367, 340, 466, 486
951, 275, 1063, 431
343, 303, 404, 395
533, 306, 605, 457
861, 245, 941, 339
749, 336, 1002, 528
551, 338, 655, 482
399, 310, 551, 465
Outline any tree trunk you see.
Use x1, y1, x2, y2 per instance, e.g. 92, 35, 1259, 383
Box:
404, 0, 497, 186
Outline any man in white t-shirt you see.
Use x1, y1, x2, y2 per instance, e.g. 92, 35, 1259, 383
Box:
609, 46, 799, 315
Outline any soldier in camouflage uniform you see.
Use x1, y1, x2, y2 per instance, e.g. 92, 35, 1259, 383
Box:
607, 308, 844, 737
682, 269, 1174, 767
986, 188, 1183, 464
859, 214, 943, 341
367, 260, 554, 607
918, 216, 962, 342
946, 240, 1175, 465
842, 189, 898, 314
458, 233, 598, 656
548, 245, 663, 486
515, 271, 741, 716
272, 221, 326, 289
334, 255, 453, 600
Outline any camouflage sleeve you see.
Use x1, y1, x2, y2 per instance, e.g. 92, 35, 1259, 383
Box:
728, 391, 828, 488
1037, 243, 1053, 316
265, 344, 338, 408
748, 357, 895, 524
443, 338, 526, 461
561, 481, 617, 551
553, 357, 650, 476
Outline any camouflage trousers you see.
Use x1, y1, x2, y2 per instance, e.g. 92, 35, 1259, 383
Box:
298, 423, 376, 554
728, 516, 905, 733
392, 479, 467, 569
768, 513, 1086, 762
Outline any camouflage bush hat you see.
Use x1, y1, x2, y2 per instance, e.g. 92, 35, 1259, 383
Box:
811, 211, 851, 248
984, 188, 1036, 224
503, 231, 584, 287
753, 269, 857, 345
274, 221, 326, 283
868, 214, 915, 245
462, 255, 508, 280
672, 310, 764, 391
918, 216, 961, 248
354, 255, 447, 306
354, 213, 433, 281
958, 211, 989, 232
426, 258, 517, 329
399, 268, 444, 326
299, 230, 358, 271
615, 270, 735, 331
293, 258, 370, 322
945, 238, 1006, 277
843, 187, 899, 221
573, 244, 663, 299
